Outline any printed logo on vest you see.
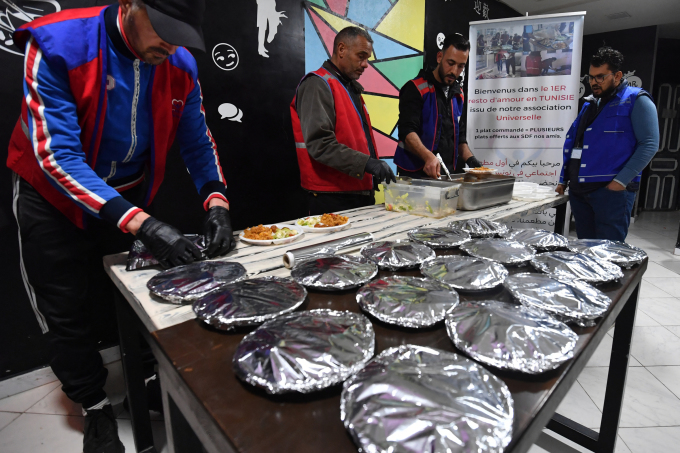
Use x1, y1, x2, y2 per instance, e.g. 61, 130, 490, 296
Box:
106, 75, 116, 91
172, 99, 184, 118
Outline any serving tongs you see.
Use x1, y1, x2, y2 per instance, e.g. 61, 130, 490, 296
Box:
436, 153, 453, 181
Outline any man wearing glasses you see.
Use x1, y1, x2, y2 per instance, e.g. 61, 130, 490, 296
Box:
556, 47, 659, 241
394, 33, 482, 179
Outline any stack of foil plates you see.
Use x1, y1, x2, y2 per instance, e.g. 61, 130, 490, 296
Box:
421, 256, 508, 291
127, 234, 207, 271
360, 241, 435, 270
568, 239, 647, 268
504, 273, 611, 326
531, 251, 624, 284
341, 344, 514, 453
448, 218, 509, 238
233, 309, 374, 394
461, 238, 536, 265
192, 277, 307, 330
407, 227, 471, 249
146, 261, 247, 304
290, 255, 378, 291
500, 228, 568, 251
446, 300, 578, 373
356, 276, 460, 328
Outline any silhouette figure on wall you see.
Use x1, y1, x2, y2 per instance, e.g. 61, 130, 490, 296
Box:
256, 0, 286, 58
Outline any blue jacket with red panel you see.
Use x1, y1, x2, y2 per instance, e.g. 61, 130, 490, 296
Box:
7, 6, 227, 230
393, 76, 464, 172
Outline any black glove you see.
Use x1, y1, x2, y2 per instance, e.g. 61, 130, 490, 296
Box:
136, 217, 202, 269
465, 155, 482, 168
203, 206, 235, 258
364, 158, 397, 185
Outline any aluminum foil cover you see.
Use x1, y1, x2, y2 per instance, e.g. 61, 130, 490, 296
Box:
290, 255, 378, 291
448, 218, 509, 238
126, 235, 207, 271
192, 277, 307, 329
531, 251, 624, 284
360, 241, 436, 270
341, 344, 513, 453
446, 300, 577, 373
461, 239, 536, 265
233, 309, 375, 394
503, 273, 611, 325
568, 239, 647, 268
421, 256, 509, 291
356, 276, 460, 328
146, 261, 247, 304
407, 227, 471, 249
500, 228, 568, 251
283, 232, 374, 269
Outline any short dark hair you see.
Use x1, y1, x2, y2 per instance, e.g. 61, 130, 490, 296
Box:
333, 26, 373, 53
442, 33, 471, 52
590, 46, 624, 73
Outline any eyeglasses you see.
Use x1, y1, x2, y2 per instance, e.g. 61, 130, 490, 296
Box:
585, 73, 613, 84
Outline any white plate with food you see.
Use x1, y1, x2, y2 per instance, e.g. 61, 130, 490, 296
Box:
463, 167, 497, 174
296, 213, 351, 233
239, 224, 305, 246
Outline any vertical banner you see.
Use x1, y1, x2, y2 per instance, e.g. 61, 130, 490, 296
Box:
468, 12, 585, 227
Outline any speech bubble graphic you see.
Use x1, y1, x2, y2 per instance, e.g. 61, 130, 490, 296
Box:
218, 103, 243, 122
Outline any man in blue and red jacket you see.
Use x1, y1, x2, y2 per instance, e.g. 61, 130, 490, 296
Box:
8, 1, 232, 451
395, 33, 482, 179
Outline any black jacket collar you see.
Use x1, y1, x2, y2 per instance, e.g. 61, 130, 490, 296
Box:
104, 5, 137, 61
418, 67, 462, 96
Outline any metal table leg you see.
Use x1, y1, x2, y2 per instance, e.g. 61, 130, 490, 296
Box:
115, 291, 157, 453
547, 283, 639, 452
553, 200, 567, 236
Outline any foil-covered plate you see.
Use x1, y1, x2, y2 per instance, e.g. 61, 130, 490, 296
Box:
356, 276, 460, 328
192, 277, 307, 329
531, 251, 624, 284
126, 234, 207, 271
461, 238, 536, 265
504, 273, 611, 326
341, 344, 513, 453
290, 255, 378, 291
146, 261, 247, 304
568, 239, 647, 268
233, 309, 375, 394
360, 241, 436, 270
446, 300, 577, 373
448, 218, 509, 238
421, 256, 509, 291
407, 227, 471, 249
500, 228, 568, 251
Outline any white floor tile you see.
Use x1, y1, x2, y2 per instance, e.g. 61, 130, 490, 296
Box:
585, 334, 642, 368
646, 366, 680, 400
0, 367, 58, 400
578, 366, 680, 427
0, 381, 60, 413
103, 361, 127, 407
665, 325, 680, 338
619, 427, 680, 453
640, 262, 680, 278
639, 280, 674, 298
118, 418, 168, 453
529, 429, 631, 453
26, 385, 81, 416
630, 326, 680, 366
0, 413, 84, 453
555, 382, 602, 429
638, 297, 680, 325
655, 260, 680, 275
642, 277, 680, 296
0, 412, 20, 432
626, 230, 667, 240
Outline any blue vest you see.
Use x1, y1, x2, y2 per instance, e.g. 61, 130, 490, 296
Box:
560, 83, 646, 185
393, 77, 464, 172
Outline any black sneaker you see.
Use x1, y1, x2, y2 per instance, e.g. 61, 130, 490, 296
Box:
83, 404, 125, 453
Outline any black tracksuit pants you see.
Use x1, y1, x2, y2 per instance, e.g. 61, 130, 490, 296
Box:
12, 174, 142, 408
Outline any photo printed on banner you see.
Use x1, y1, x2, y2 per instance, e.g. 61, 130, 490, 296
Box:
0, 0, 61, 56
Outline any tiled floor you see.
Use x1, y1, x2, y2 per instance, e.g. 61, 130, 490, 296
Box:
0, 210, 679, 453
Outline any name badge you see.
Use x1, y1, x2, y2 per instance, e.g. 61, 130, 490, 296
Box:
571, 148, 583, 159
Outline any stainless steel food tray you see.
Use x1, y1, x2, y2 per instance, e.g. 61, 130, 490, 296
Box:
403, 174, 516, 211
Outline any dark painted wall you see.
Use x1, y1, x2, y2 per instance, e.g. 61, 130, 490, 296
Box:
0, 0, 521, 379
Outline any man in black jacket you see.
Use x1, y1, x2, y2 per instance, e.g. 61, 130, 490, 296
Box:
395, 33, 481, 179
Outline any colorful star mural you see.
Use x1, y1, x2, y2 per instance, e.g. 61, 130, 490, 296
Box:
303, 0, 425, 158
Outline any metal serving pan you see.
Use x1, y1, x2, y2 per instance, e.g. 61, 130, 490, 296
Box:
401, 174, 516, 211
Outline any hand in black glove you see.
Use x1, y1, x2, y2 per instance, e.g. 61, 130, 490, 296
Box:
465, 155, 482, 168
364, 158, 397, 185
136, 217, 202, 269
203, 206, 235, 258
